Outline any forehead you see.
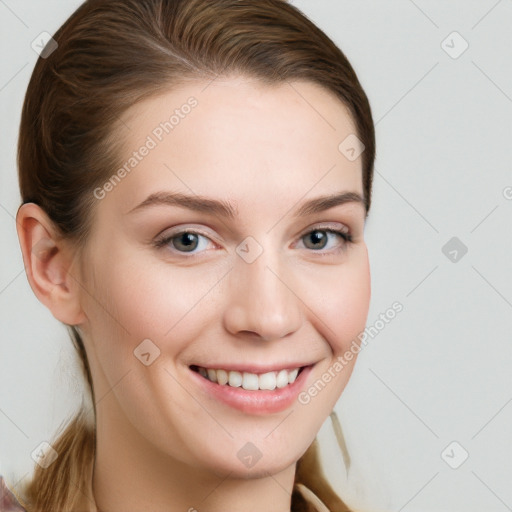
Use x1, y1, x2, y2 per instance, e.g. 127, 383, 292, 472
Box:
99, 77, 363, 216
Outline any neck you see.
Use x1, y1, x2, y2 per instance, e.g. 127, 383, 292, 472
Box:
91, 400, 296, 512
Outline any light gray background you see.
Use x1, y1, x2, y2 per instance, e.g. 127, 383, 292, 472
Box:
1, 1, 511, 511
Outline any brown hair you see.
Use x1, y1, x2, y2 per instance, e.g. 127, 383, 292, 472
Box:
16, 0, 375, 510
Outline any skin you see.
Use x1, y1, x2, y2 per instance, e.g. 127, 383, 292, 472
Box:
16, 77, 371, 512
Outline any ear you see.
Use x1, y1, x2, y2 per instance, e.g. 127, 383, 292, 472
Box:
16, 203, 86, 326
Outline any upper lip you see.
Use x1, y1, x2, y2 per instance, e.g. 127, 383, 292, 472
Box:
190, 362, 315, 374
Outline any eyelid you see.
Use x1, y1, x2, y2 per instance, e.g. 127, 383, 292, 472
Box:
155, 224, 219, 244
298, 222, 350, 237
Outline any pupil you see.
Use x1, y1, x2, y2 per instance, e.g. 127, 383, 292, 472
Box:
175, 233, 198, 252
308, 230, 326, 249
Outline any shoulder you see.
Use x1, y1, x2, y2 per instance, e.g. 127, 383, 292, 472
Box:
0, 476, 27, 512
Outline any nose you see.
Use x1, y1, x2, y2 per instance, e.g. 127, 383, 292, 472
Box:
223, 247, 303, 341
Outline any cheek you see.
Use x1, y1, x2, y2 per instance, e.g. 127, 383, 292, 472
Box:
338, 258, 371, 351
308, 247, 371, 354
294, 251, 370, 431
85, 244, 227, 354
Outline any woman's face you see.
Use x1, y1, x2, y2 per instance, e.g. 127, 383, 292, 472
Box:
78, 76, 370, 478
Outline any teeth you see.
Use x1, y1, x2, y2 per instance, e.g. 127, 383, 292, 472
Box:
242, 372, 259, 391
288, 368, 299, 383
259, 371, 277, 390
276, 369, 289, 388
217, 369, 228, 385
196, 366, 302, 390
228, 370, 242, 387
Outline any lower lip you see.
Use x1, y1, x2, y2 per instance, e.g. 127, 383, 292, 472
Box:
189, 365, 314, 415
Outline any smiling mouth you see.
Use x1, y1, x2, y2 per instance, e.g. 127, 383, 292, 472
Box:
190, 365, 306, 391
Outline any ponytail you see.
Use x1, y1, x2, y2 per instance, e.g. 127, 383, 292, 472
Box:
18, 328, 96, 512
20, 410, 96, 512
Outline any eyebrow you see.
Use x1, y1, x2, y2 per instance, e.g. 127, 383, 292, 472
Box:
127, 190, 365, 218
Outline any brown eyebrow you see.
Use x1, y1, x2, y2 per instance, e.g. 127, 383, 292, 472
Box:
292, 191, 365, 217
128, 191, 238, 218
128, 191, 365, 218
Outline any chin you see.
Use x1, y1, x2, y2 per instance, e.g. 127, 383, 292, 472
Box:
195, 434, 312, 480
213, 456, 297, 480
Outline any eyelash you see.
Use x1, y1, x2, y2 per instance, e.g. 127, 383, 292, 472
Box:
153, 225, 353, 257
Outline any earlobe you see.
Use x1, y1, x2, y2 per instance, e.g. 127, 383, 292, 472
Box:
15, 203, 86, 326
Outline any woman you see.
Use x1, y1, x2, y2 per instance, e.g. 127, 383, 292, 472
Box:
3, 0, 375, 510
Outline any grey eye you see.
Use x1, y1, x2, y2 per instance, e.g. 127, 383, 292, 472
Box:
302, 230, 329, 250
171, 232, 200, 252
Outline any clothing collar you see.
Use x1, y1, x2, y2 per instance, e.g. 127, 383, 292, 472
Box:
1, 476, 333, 512
294, 482, 331, 512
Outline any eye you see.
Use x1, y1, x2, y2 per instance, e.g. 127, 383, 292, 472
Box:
297, 227, 352, 252
154, 230, 214, 254
153, 225, 353, 256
